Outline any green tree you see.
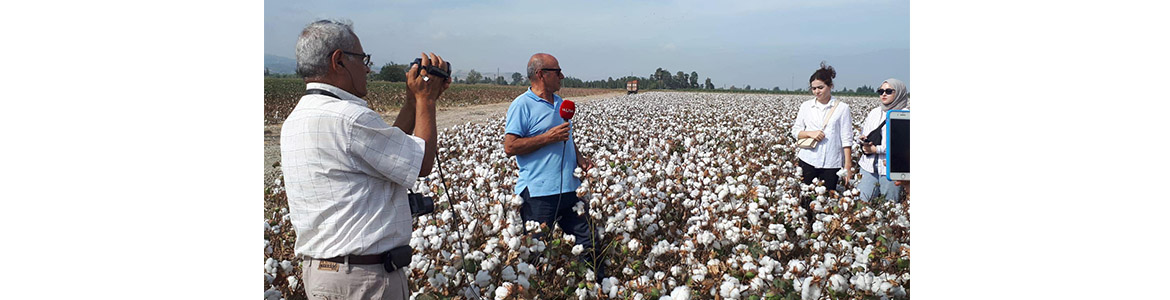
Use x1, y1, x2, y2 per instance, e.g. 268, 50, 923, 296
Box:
264, 67, 270, 76
511, 72, 523, 85
745, 84, 751, 90
495, 76, 507, 85
466, 69, 483, 84
690, 71, 699, 88
704, 78, 714, 89
377, 62, 408, 82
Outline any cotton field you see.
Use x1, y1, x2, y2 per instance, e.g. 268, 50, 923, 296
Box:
264, 91, 910, 300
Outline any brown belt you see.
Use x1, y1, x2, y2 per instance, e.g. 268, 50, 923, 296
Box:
321, 254, 384, 265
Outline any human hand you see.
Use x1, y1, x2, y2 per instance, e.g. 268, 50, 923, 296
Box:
578, 155, 595, 173
406, 52, 450, 105
813, 130, 826, 142
543, 123, 570, 144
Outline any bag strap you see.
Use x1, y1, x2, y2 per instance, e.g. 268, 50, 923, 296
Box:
819, 100, 839, 130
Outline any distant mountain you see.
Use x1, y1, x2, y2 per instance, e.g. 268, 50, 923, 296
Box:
265, 54, 297, 74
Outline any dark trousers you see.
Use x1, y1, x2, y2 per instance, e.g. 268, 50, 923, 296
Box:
519, 188, 604, 276
798, 159, 841, 191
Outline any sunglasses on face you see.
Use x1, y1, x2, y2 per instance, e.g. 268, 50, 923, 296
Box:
877, 88, 896, 95
541, 68, 563, 75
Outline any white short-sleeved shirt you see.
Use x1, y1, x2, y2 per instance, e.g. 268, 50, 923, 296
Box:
859, 105, 910, 175
280, 82, 425, 258
790, 97, 853, 168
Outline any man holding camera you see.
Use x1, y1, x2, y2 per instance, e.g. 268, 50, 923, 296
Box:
280, 19, 449, 299
503, 53, 603, 278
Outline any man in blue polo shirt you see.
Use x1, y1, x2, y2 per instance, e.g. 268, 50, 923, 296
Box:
503, 53, 602, 277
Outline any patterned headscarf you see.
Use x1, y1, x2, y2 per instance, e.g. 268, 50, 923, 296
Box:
881, 78, 910, 112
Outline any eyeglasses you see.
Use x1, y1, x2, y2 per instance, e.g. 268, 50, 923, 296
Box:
810, 85, 827, 91
541, 68, 563, 75
341, 51, 372, 68
877, 88, 896, 95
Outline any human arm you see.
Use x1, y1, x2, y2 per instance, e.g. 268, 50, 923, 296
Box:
392, 92, 416, 134
503, 123, 570, 156
405, 52, 451, 176
792, 103, 826, 141
840, 105, 854, 184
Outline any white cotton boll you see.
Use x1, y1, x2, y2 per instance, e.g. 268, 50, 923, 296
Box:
812, 266, 828, 278
800, 277, 821, 300
525, 221, 541, 232
264, 287, 281, 300
564, 234, 576, 245
602, 277, 620, 298
501, 266, 517, 281
811, 220, 825, 233
697, 231, 716, 245
572, 244, 585, 255
670, 286, 691, 300
573, 200, 586, 214
429, 273, 448, 289
476, 270, 492, 287
585, 269, 596, 282
264, 273, 274, 284
507, 236, 522, 250
851, 272, 874, 291
660, 296, 673, 300
829, 274, 848, 292
286, 275, 300, 290
742, 261, 757, 274
628, 239, 641, 251
719, 277, 741, 299
576, 287, 589, 300
509, 194, 523, 207
517, 275, 530, 289
264, 258, 278, 274
494, 282, 512, 300
481, 257, 500, 271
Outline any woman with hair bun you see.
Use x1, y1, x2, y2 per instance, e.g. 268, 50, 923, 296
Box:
791, 61, 854, 192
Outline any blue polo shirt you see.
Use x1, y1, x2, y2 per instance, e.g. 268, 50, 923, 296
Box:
505, 88, 580, 197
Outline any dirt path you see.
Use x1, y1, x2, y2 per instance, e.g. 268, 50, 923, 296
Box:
263, 92, 625, 185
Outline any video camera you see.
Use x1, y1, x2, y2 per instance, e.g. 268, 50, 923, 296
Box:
407, 192, 435, 217
409, 58, 451, 80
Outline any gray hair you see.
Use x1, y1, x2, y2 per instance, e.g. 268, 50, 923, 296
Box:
526, 55, 545, 79
295, 19, 358, 78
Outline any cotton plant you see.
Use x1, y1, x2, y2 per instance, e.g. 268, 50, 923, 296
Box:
264, 92, 905, 299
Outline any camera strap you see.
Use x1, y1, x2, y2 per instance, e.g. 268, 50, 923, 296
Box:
305, 89, 340, 99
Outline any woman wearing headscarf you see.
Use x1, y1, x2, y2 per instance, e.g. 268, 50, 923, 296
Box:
857, 78, 909, 202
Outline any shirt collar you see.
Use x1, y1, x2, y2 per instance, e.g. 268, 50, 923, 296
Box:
305, 82, 368, 107
811, 97, 836, 109
524, 88, 558, 106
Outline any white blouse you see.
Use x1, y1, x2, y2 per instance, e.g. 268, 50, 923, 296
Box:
790, 97, 853, 168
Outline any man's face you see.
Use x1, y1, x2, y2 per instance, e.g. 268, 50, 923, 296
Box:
342, 38, 371, 97
539, 58, 564, 93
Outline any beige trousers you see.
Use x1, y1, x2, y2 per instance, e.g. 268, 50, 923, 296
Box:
301, 258, 409, 300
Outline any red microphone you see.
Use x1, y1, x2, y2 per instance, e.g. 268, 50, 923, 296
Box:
559, 99, 576, 121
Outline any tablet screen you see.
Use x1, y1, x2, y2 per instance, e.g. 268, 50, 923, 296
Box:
889, 118, 909, 173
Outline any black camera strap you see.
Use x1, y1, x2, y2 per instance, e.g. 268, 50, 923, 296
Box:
305, 88, 340, 99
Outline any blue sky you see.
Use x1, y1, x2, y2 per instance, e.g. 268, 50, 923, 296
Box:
265, 0, 909, 90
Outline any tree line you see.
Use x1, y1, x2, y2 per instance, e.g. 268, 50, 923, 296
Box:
269, 64, 882, 95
